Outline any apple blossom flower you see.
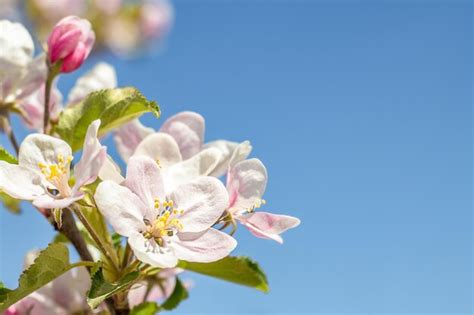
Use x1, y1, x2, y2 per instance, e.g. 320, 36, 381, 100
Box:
0, 120, 106, 209
226, 158, 300, 243
115, 112, 252, 177
67, 62, 117, 105
139, 0, 174, 40
0, 20, 45, 104
95, 155, 237, 268
47, 16, 95, 73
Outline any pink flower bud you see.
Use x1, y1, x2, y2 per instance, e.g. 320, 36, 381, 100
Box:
47, 16, 95, 73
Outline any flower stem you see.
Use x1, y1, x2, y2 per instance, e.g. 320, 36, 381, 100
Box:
43, 64, 59, 134
59, 208, 94, 262
72, 205, 121, 274
3, 115, 19, 155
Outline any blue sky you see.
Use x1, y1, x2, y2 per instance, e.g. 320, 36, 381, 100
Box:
1, 1, 471, 313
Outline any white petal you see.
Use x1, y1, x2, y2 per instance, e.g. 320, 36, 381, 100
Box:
95, 181, 147, 237
99, 155, 124, 184
73, 120, 106, 190
203, 140, 252, 177
33, 193, 84, 209
0, 161, 44, 200
159, 111, 204, 159
68, 62, 117, 105
128, 232, 178, 268
0, 20, 34, 67
124, 156, 165, 213
132, 132, 182, 168
163, 148, 221, 193
227, 158, 267, 213
170, 176, 228, 233
172, 229, 237, 263
114, 119, 155, 162
229, 141, 252, 168
18, 134, 72, 173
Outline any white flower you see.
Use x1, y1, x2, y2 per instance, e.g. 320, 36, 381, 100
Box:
95, 155, 236, 268
0, 120, 106, 209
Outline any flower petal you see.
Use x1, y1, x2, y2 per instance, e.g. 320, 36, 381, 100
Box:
95, 180, 147, 237
73, 119, 106, 190
159, 111, 205, 159
226, 158, 267, 212
0, 162, 44, 200
124, 156, 165, 213
33, 193, 84, 209
203, 140, 252, 177
172, 229, 237, 263
128, 232, 178, 268
67, 62, 117, 105
132, 132, 182, 168
99, 155, 124, 184
114, 119, 154, 162
170, 176, 228, 233
0, 20, 34, 68
163, 148, 221, 193
240, 212, 300, 244
18, 134, 72, 173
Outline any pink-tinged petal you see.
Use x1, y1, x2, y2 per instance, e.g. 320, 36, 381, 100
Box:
16, 54, 47, 100
203, 140, 252, 178
51, 267, 90, 313
124, 156, 165, 214
240, 212, 301, 244
132, 132, 182, 168
159, 111, 205, 159
7, 292, 67, 315
73, 120, 106, 190
128, 232, 178, 268
32, 193, 84, 209
226, 158, 267, 212
60, 42, 87, 73
18, 134, 72, 173
172, 229, 237, 263
99, 155, 124, 184
50, 28, 82, 62
95, 181, 147, 237
0, 162, 44, 200
68, 62, 117, 105
170, 176, 228, 233
163, 148, 221, 193
128, 274, 176, 307
114, 120, 154, 162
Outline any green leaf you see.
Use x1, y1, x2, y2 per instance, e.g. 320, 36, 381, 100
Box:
87, 265, 140, 309
0, 243, 72, 311
0, 192, 21, 214
0, 145, 17, 164
131, 302, 160, 315
179, 256, 269, 293
161, 278, 189, 311
55, 87, 160, 151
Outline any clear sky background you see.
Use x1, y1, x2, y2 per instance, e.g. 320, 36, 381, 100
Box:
0, 1, 472, 314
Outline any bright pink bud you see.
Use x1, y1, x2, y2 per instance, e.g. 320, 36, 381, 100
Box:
47, 16, 95, 73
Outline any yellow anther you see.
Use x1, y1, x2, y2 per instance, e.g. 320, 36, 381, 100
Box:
154, 198, 161, 209
156, 158, 162, 169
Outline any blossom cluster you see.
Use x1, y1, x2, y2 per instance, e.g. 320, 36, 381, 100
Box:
0, 15, 300, 315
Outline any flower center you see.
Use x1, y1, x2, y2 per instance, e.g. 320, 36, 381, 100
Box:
38, 154, 73, 198
142, 198, 184, 247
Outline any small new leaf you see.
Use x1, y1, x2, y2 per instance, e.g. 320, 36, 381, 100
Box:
0, 145, 17, 164
0, 243, 71, 312
179, 256, 269, 293
87, 265, 140, 309
160, 278, 189, 311
130, 302, 160, 315
0, 192, 21, 214
55, 87, 160, 151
